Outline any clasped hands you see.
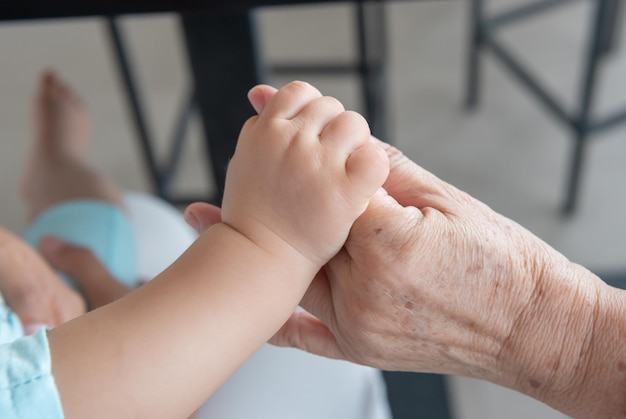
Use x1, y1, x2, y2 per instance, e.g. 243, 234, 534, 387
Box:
186, 137, 570, 375
0, 82, 604, 419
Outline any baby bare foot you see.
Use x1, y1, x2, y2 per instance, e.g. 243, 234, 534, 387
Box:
21, 71, 92, 205
222, 81, 389, 267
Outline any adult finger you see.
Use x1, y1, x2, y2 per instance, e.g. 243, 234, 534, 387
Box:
298, 268, 335, 328
371, 137, 463, 214
270, 310, 346, 361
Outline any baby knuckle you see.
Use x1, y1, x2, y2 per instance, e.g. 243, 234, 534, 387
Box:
340, 111, 370, 133
320, 96, 344, 112
284, 80, 319, 97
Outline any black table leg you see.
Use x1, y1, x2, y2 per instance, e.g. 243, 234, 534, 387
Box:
180, 10, 264, 204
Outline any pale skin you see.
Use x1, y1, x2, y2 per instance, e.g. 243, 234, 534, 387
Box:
187, 85, 626, 419
42, 79, 389, 419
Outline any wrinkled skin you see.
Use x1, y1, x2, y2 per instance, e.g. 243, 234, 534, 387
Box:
274, 140, 566, 377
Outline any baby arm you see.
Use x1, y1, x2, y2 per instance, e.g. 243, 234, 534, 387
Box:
47, 81, 389, 419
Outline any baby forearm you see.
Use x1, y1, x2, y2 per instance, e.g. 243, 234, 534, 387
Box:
49, 222, 315, 419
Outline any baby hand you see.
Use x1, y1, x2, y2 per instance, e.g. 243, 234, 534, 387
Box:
221, 81, 389, 269
0, 228, 86, 333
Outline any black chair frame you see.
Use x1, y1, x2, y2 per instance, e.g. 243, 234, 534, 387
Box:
105, 1, 388, 207
466, 0, 626, 214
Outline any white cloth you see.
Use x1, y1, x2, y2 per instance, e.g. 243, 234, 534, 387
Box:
124, 191, 392, 419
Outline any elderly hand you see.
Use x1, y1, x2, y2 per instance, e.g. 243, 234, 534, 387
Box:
0, 228, 86, 333
270, 141, 614, 418
274, 140, 554, 369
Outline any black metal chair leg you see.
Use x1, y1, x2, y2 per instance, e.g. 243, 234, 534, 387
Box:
180, 10, 262, 204
563, 135, 586, 215
598, 0, 623, 56
162, 90, 196, 194
105, 16, 167, 200
465, 0, 484, 110
562, 0, 613, 214
356, 1, 388, 140
467, 0, 626, 213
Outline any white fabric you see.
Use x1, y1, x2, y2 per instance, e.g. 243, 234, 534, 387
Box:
197, 345, 391, 419
124, 191, 198, 280
124, 191, 392, 419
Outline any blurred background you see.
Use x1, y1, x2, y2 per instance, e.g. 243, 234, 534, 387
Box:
1, 1, 625, 418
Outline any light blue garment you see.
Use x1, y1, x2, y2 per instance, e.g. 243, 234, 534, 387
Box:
0, 315, 63, 419
23, 199, 137, 289
0, 295, 23, 345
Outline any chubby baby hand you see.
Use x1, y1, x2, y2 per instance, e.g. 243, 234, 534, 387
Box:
221, 81, 389, 268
